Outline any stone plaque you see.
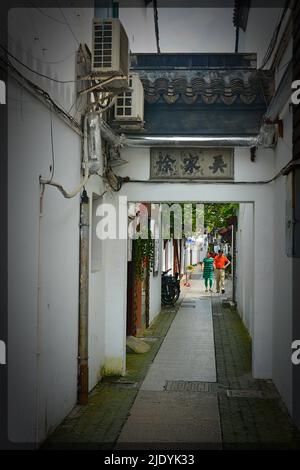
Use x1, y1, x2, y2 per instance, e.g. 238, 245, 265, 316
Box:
150, 148, 234, 180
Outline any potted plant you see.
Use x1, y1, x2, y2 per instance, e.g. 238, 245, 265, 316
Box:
185, 265, 194, 276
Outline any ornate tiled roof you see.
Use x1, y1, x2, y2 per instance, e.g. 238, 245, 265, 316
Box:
139, 70, 268, 105
124, 53, 274, 136
130, 54, 273, 106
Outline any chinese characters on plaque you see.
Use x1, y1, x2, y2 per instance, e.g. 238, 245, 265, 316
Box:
150, 148, 234, 180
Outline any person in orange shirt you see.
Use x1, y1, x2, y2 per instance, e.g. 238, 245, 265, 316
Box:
214, 250, 231, 294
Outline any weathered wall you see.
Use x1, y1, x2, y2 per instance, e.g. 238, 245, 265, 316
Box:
101, 194, 127, 376
236, 203, 255, 338
264, 105, 293, 413
8, 79, 82, 444
86, 176, 107, 391
7, 7, 96, 444
238, 1, 294, 418
149, 267, 161, 324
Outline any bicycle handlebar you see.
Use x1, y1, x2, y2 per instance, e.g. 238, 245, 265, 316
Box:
162, 269, 172, 275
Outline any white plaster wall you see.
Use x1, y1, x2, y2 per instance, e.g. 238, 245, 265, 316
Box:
101, 193, 128, 376
8, 7, 93, 113
7, 7, 94, 444
149, 270, 161, 325
256, 41, 293, 413
86, 176, 107, 391
119, 6, 284, 60
118, 146, 275, 184
236, 204, 254, 338
239, 23, 293, 414
153, 8, 234, 53
192, 246, 200, 265
119, 3, 156, 53
120, 7, 239, 54
262, 107, 293, 413
8, 81, 81, 443
238, 7, 286, 67
272, 173, 293, 412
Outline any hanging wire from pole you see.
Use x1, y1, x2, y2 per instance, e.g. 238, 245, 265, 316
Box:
58, 7, 80, 47
235, 27, 240, 53
153, 0, 161, 54
260, 0, 291, 69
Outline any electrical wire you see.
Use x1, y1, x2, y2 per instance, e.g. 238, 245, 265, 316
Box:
123, 160, 295, 186
58, 7, 80, 47
68, 93, 83, 120
5, 31, 76, 65
257, 72, 269, 108
40, 114, 90, 199
8, 3, 79, 62
49, 106, 55, 183
37, 104, 56, 185
94, 95, 117, 113
153, 0, 161, 54
105, 167, 124, 192
40, 168, 90, 198
235, 26, 240, 53
28, 3, 67, 25
260, 0, 291, 69
0, 54, 81, 133
93, 189, 108, 201
276, 58, 292, 74
123, 178, 275, 185
0, 44, 76, 83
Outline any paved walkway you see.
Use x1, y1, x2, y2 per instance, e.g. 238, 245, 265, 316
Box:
117, 272, 300, 450
44, 270, 300, 450
117, 275, 227, 449
141, 297, 216, 389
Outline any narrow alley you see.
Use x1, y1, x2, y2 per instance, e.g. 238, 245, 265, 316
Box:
2, 1, 300, 453
45, 272, 300, 450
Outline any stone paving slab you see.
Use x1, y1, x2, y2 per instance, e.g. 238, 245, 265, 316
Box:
212, 296, 300, 449
117, 391, 221, 448
43, 305, 179, 450
117, 277, 221, 448
141, 297, 216, 391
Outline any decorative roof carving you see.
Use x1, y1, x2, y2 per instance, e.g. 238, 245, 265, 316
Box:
124, 53, 274, 136
138, 70, 270, 105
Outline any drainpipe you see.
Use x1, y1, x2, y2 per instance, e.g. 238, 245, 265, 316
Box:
78, 113, 90, 405
78, 187, 90, 405
235, 27, 240, 53
231, 224, 235, 303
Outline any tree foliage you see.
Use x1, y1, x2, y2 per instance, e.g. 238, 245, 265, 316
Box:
163, 202, 238, 239
204, 203, 238, 232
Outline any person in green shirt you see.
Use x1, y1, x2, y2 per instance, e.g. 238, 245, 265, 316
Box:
202, 252, 214, 292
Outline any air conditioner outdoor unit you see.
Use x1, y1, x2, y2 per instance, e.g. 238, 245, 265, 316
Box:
92, 18, 129, 88
114, 73, 144, 127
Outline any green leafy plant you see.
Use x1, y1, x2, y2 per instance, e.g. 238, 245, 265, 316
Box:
133, 229, 155, 281
186, 265, 194, 271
